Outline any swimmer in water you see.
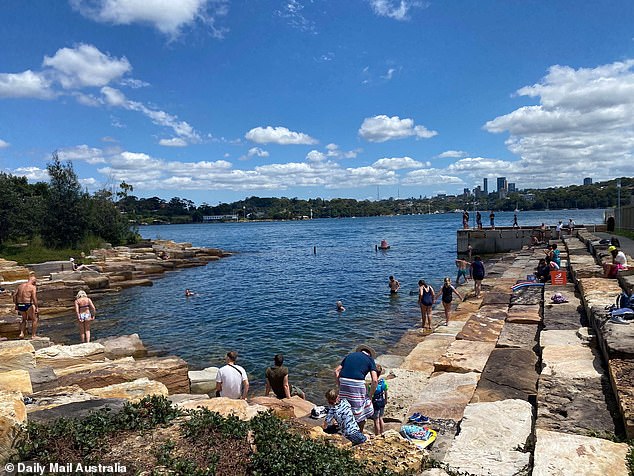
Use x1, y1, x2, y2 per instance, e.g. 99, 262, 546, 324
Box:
185, 289, 195, 297
336, 300, 346, 312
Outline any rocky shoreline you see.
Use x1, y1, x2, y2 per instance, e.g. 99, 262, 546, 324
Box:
1, 232, 633, 474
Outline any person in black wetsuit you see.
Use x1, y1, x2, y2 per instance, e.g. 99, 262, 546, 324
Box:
436, 277, 462, 325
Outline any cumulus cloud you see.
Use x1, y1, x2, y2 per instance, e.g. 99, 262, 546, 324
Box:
58, 145, 107, 164
245, 126, 318, 145
10, 166, 50, 181
372, 157, 428, 170
247, 147, 269, 158
43, 44, 131, 89
0, 139, 9, 148
0, 70, 54, 99
359, 115, 437, 143
484, 59, 634, 186
437, 150, 466, 158
368, 0, 424, 21
159, 138, 188, 147
402, 168, 464, 186
325, 143, 361, 159
69, 0, 229, 37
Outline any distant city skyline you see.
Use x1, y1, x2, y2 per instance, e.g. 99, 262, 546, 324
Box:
1, 1, 634, 204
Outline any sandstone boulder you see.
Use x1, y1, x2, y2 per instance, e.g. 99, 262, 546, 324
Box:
28, 398, 127, 424
471, 348, 537, 402
506, 304, 541, 324
86, 378, 168, 402
188, 366, 218, 394
0, 340, 35, 371
178, 397, 267, 420
532, 428, 629, 476
0, 370, 32, 394
249, 396, 296, 419
456, 312, 505, 342
97, 334, 147, 359
497, 322, 538, 349
380, 368, 431, 421
352, 429, 425, 474
608, 358, 634, 439
408, 372, 480, 421
541, 344, 603, 380
35, 342, 105, 369
400, 334, 454, 375
434, 340, 495, 373
0, 391, 27, 464
443, 399, 532, 476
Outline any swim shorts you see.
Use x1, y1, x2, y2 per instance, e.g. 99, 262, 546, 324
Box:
16, 303, 31, 312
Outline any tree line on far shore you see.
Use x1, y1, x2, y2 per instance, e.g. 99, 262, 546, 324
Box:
1, 153, 632, 248
0, 153, 134, 248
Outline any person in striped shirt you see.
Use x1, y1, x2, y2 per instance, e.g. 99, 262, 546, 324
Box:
323, 388, 367, 445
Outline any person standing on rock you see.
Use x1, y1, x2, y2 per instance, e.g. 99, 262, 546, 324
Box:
334, 344, 378, 432
14, 273, 39, 339
471, 256, 485, 298
436, 277, 462, 325
418, 279, 435, 330
75, 290, 96, 343
215, 351, 249, 399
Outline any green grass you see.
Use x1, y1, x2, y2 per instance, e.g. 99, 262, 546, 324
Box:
615, 229, 634, 241
0, 235, 103, 265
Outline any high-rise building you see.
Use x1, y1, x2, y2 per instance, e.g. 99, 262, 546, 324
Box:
463, 188, 471, 197
483, 178, 488, 194
508, 183, 516, 192
583, 177, 593, 186
496, 177, 507, 192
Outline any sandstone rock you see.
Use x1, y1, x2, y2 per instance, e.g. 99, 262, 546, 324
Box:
97, 334, 147, 359
352, 429, 425, 474
0, 391, 27, 464
510, 286, 543, 305
375, 354, 405, 371
168, 394, 209, 407
28, 385, 96, 412
179, 397, 267, 420
480, 292, 511, 306
28, 398, 127, 424
188, 366, 218, 394
532, 428, 629, 476
456, 312, 505, 342
81, 275, 110, 290
454, 299, 482, 313
540, 329, 588, 348
380, 368, 431, 421
600, 320, 634, 359
44, 356, 190, 394
541, 344, 603, 380
282, 395, 314, 418
250, 396, 296, 419
543, 290, 585, 330
536, 374, 621, 436
28, 367, 57, 387
0, 370, 32, 394
113, 278, 153, 288
0, 340, 35, 371
475, 305, 508, 321
497, 322, 538, 349
86, 378, 168, 402
608, 358, 634, 439
434, 340, 495, 373
443, 399, 532, 476
471, 348, 537, 402
408, 372, 480, 421
35, 342, 105, 369
400, 334, 454, 375
506, 304, 541, 324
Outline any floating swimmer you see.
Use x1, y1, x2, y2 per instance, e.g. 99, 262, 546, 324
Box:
185, 289, 195, 297
336, 300, 346, 312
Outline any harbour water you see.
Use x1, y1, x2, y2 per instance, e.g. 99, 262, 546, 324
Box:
41, 210, 604, 400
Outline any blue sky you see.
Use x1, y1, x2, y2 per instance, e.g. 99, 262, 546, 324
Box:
1, 0, 634, 204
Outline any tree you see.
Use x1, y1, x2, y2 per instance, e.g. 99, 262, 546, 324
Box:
41, 153, 87, 248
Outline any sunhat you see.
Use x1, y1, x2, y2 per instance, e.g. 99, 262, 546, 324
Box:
355, 344, 376, 359
608, 245, 617, 252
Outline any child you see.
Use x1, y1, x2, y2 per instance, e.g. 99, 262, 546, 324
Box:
323, 389, 367, 445
371, 364, 388, 435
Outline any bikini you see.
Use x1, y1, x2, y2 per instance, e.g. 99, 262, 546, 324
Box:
78, 303, 92, 322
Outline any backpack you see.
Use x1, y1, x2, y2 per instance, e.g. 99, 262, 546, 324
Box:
616, 292, 634, 310
372, 379, 387, 408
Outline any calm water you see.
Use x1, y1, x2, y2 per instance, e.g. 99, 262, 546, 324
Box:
42, 209, 604, 400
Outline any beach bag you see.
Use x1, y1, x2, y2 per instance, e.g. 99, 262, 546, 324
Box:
550, 293, 568, 304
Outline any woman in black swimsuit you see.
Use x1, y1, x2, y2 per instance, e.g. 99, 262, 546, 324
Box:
436, 277, 462, 326
417, 279, 435, 331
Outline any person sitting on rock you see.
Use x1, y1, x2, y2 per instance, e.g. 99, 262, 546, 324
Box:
323, 388, 367, 445
603, 246, 629, 278
215, 351, 249, 399
264, 354, 306, 400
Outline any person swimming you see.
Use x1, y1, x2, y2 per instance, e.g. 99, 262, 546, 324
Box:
185, 289, 195, 297
336, 300, 346, 312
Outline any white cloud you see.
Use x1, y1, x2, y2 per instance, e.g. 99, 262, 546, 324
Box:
43, 44, 131, 89
325, 143, 361, 159
276, 0, 316, 34
247, 147, 269, 158
69, 0, 229, 37
368, 0, 424, 21
10, 166, 50, 181
402, 168, 464, 186
245, 126, 317, 145
359, 115, 437, 142
372, 156, 427, 170
306, 150, 326, 162
382, 68, 397, 80
437, 150, 466, 158
119, 78, 150, 88
58, 145, 107, 164
484, 59, 634, 186
159, 138, 188, 147
0, 139, 9, 148
0, 70, 54, 99
101, 87, 200, 143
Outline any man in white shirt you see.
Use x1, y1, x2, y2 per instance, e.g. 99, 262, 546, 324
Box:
556, 221, 563, 240
215, 351, 249, 399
